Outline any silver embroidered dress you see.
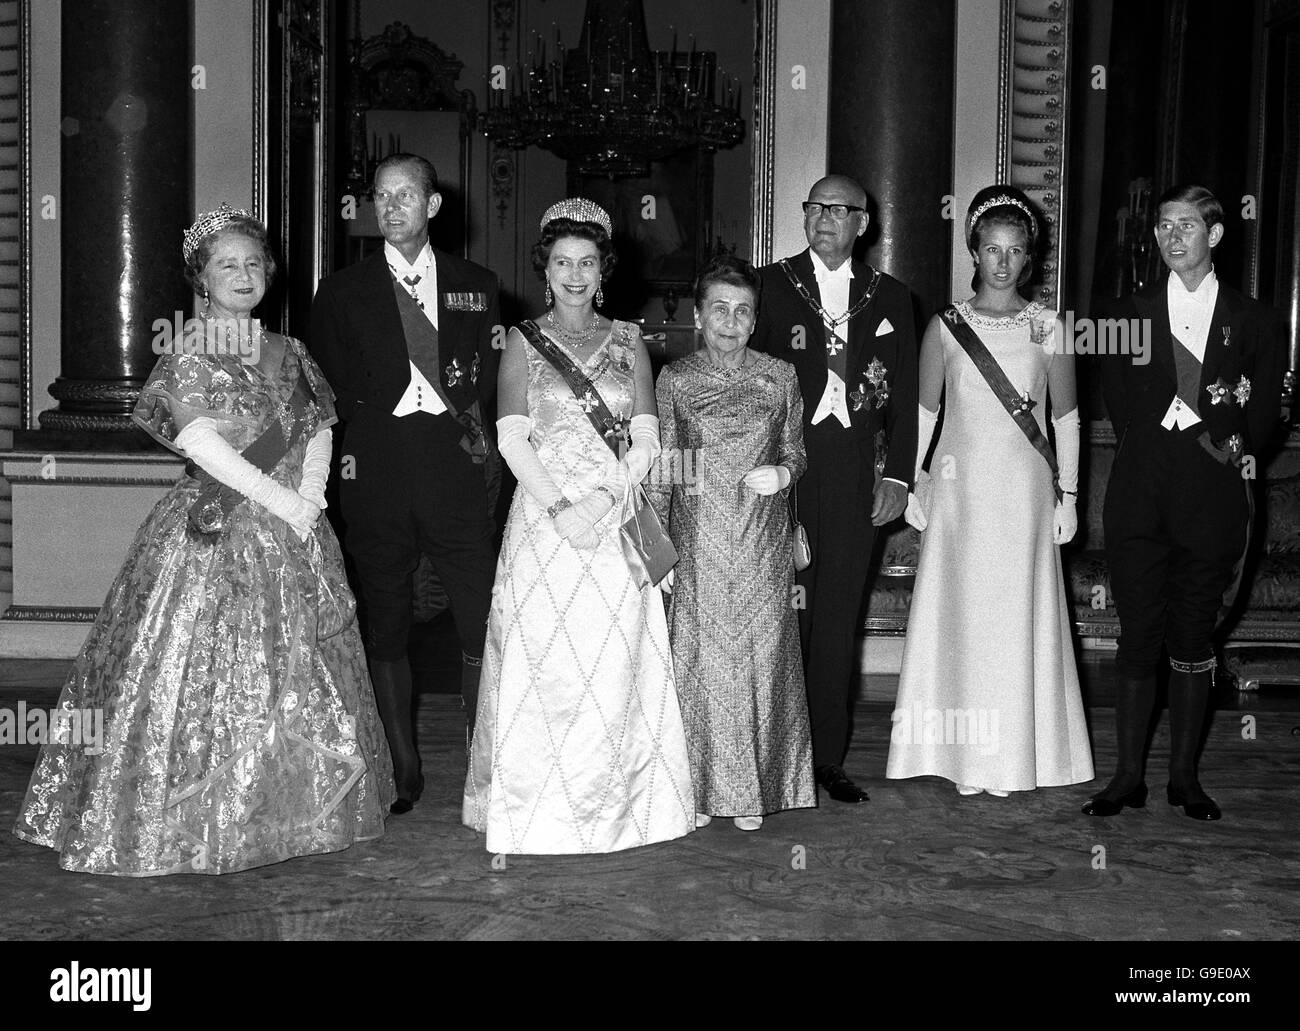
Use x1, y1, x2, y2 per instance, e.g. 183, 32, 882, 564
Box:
12, 341, 392, 875
463, 321, 695, 853
651, 350, 816, 816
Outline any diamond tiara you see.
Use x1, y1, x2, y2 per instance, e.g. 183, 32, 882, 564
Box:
968, 194, 1036, 232
539, 198, 613, 237
183, 203, 256, 262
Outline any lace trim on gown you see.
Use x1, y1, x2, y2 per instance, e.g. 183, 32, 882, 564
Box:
955, 299, 1046, 330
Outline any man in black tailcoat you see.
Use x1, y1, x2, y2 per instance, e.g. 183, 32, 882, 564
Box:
310, 153, 501, 815
751, 175, 919, 804
1086, 184, 1286, 821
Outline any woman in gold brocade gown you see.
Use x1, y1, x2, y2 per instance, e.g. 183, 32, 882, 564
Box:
12, 205, 392, 875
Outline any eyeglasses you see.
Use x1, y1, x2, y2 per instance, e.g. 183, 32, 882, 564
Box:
802, 202, 865, 220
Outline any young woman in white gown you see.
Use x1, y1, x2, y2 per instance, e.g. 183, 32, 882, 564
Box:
462, 199, 694, 853
885, 186, 1094, 796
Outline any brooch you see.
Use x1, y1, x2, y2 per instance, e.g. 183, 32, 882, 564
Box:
192, 497, 225, 535
605, 413, 630, 445
445, 357, 465, 388
1013, 391, 1037, 417
851, 364, 891, 412
470, 354, 481, 386
578, 391, 599, 414
607, 341, 635, 373
1206, 374, 1250, 408
850, 358, 891, 410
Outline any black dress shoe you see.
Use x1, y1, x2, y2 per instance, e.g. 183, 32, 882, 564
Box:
815, 764, 870, 804
1167, 783, 1222, 821
1081, 781, 1148, 817
390, 772, 425, 816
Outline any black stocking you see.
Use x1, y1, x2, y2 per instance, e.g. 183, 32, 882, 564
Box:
370, 657, 420, 794
461, 651, 482, 742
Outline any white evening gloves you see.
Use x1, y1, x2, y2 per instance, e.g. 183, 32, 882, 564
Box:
904, 405, 939, 531
742, 465, 791, 496
497, 414, 563, 511
497, 413, 602, 547
174, 417, 321, 540
899, 404, 1080, 542
603, 414, 662, 493
571, 412, 663, 533
592, 413, 662, 530
297, 427, 332, 509
1053, 409, 1080, 545
497, 412, 663, 551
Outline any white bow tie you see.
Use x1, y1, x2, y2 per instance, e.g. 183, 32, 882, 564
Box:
814, 265, 851, 284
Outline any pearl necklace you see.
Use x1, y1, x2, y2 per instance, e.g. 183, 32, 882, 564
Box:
199, 311, 266, 361
546, 309, 601, 346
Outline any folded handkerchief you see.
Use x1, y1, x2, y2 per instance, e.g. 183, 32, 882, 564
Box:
875, 317, 894, 337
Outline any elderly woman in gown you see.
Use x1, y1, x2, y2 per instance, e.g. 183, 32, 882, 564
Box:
12, 205, 391, 875
651, 255, 815, 831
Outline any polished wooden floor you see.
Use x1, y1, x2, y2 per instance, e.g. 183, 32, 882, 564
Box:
1, 633, 1297, 942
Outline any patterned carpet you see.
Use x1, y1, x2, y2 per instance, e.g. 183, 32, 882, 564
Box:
1, 693, 1297, 941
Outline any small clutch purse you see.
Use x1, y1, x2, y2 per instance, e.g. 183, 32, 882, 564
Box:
620, 482, 678, 589
789, 489, 811, 572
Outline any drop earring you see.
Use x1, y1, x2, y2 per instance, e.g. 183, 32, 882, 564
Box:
545, 282, 553, 308
203, 287, 211, 314
595, 285, 604, 308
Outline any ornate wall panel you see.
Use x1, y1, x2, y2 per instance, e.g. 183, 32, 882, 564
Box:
998, 0, 1070, 308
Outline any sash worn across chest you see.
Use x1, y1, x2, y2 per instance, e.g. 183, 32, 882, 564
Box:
517, 319, 628, 457
1170, 335, 1204, 414
942, 305, 1063, 503
390, 275, 491, 463
391, 276, 452, 399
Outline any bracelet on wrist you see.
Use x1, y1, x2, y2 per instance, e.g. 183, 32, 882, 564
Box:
547, 497, 573, 519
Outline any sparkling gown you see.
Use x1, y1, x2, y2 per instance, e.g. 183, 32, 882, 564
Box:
462, 321, 694, 854
12, 339, 393, 875
651, 351, 816, 816
886, 302, 1094, 791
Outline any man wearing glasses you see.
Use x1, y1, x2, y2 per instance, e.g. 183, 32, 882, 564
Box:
1089, 184, 1286, 822
751, 175, 919, 805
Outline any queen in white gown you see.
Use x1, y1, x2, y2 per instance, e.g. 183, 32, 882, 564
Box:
462, 199, 694, 853
886, 186, 1094, 795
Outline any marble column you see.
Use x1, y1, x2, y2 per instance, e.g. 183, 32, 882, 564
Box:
39, 0, 192, 436
828, 0, 954, 313
1, 1, 190, 655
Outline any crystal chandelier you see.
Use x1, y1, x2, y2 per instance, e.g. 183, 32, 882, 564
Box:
480, 0, 745, 178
